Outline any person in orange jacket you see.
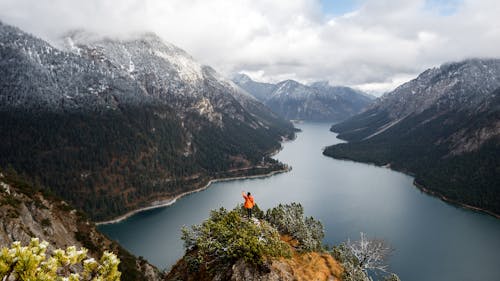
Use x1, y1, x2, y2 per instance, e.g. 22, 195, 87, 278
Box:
242, 191, 255, 218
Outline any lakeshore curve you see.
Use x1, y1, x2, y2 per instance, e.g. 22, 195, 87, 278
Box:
413, 180, 500, 219
95, 167, 291, 225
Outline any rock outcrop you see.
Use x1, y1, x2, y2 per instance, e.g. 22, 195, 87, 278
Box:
167, 249, 343, 281
0, 170, 164, 281
164, 203, 382, 281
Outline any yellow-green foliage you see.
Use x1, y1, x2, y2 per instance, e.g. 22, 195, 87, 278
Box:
182, 207, 291, 268
0, 238, 121, 281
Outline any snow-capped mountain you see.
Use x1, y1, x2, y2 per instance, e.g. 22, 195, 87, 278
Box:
325, 58, 500, 216
232, 74, 373, 122
0, 21, 294, 220
62, 31, 290, 131
376, 59, 500, 118
332, 58, 500, 143
0, 24, 146, 112
232, 73, 276, 102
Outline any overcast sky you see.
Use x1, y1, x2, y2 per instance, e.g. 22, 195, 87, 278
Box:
1, 0, 499, 95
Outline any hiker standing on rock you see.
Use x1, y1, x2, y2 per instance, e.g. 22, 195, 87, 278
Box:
242, 191, 255, 219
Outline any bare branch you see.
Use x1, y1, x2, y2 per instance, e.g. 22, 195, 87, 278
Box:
346, 232, 393, 274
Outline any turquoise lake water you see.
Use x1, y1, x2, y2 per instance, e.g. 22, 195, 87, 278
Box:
100, 122, 500, 280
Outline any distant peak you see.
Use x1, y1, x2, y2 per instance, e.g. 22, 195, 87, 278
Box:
137, 31, 162, 41
277, 79, 301, 87
438, 57, 500, 71
309, 81, 330, 88
130, 32, 183, 49
62, 30, 170, 48
233, 73, 253, 83
62, 29, 108, 44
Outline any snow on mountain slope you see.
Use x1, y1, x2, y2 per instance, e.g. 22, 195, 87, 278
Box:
0, 22, 146, 112
377, 59, 500, 118
61, 31, 277, 129
333, 58, 500, 143
0, 21, 295, 220
326, 59, 500, 216
234, 75, 373, 121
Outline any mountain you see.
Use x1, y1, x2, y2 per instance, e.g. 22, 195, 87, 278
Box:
232, 74, 374, 122
0, 169, 164, 281
232, 73, 276, 101
0, 21, 295, 221
324, 58, 500, 216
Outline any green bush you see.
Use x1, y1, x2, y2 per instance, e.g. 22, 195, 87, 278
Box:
181, 207, 291, 268
0, 194, 21, 208
40, 218, 51, 228
265, 203, 324, 252
330, 244, 358, 266
234, 203, 265, 219
330, 245, 367, 281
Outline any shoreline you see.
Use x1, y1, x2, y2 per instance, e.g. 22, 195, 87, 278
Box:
325, 152, 500, 219
327, 132, 499, 219
96, 166, 291, 225
413, 180, 500, 219
326, 154, 499, 219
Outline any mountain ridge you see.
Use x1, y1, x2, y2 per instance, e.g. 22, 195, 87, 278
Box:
324, 58, 500, 216
0, 21, 295, 220
233, 74, 374, 122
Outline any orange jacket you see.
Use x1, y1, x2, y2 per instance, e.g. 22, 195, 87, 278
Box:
242, 192, 255, 209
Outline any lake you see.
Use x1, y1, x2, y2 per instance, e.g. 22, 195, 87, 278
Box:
99, 122, 500, 281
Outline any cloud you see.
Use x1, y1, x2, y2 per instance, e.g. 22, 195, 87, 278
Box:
0, 0, 499, 95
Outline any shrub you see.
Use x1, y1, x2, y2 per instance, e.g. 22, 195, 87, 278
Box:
330, 244, 368, 281
265, 203, 324, 252
41, 218, 51, 228
234, 203, 265, 219
330, 244, 358, 266
0, 194, 21, 208
0, 238, 120, 280
181, 207, 291, 268
330, 234, 401, 281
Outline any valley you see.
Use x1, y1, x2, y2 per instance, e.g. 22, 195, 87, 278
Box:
0, 9, 499, 280
100, 123, 500, 281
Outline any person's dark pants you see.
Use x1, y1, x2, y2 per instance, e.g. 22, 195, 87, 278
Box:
246, 208, 252, 218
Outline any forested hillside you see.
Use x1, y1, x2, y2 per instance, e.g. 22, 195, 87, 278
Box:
0, 22, 295, 220
324, 59, 500, 216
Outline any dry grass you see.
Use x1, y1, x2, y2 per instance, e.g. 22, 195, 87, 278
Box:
278, 234, 344, 281
274, 251, 343, 281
